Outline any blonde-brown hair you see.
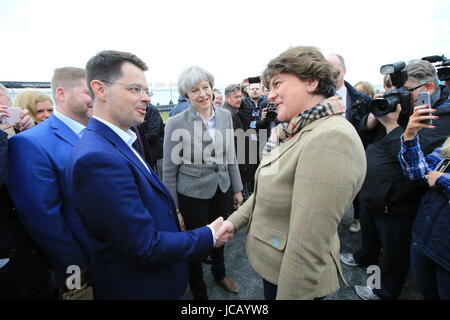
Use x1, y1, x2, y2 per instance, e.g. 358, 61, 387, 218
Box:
13, 90, 53, 120
51, 67, 86, 100
355, 81, 376, 98
440, 136, 450, 158
262, 46, 339, 98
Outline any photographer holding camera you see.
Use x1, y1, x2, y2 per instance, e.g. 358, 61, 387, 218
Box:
259, 102, 280, 138
328, 54, 372, 234
341, 59, 450, 300
238, 78, 269, 195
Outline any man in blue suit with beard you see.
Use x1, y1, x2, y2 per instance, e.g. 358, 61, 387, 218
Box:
66, 50, 222, 300
8, 68, 94, 296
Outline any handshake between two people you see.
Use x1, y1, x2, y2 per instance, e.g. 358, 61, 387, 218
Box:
177, 214, 237, 248
209, 217, 237, 248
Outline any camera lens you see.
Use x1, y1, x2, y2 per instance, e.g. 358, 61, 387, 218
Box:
370, 99, 391, 117
266, 105, 277, 121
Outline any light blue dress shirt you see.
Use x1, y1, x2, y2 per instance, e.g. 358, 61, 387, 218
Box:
53, 110, 86, 138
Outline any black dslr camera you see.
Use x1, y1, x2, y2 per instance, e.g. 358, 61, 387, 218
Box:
422, 54, 450, 81
266, 102, 277, 121
369, 62, 412, 118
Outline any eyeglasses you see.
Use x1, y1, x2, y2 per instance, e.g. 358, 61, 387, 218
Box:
406, 82, 428, 93
101, 80, 152, 97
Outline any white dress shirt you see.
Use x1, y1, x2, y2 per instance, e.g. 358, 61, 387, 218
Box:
93, 116, 151, 173
196, 107, 216, 142
335, 85, 348, 110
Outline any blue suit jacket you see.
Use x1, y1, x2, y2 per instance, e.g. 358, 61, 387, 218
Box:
66, 118, 213, 300
7, 115, 91, 279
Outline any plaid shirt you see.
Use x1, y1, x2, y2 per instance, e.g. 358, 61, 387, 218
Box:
399, 135, 450, 200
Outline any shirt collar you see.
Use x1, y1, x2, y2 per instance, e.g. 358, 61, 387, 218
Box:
196, 106, 215, 122
53, 109, 86, 137
336, 85, 347, 99
93, 116, 137, 147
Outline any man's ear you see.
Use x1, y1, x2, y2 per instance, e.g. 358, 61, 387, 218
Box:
91, 80, 107, 102
55, 87, 65, 103
425, 81, 435, 93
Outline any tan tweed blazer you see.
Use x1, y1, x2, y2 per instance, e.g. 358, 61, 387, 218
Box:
227, 114, 367, 299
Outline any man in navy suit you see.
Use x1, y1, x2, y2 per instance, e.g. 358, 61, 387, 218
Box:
8, 68, 94, 295
327, 54, 372, 234
66, 50, 222, 300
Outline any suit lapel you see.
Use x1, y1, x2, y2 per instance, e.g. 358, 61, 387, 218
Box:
115, 141, 174, 201
88, 118, 172, 200
49, 114, 79, 146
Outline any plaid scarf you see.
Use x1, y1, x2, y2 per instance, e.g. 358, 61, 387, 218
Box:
262, 97, 345, 157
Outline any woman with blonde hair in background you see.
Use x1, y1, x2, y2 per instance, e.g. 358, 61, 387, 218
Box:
355, 81, 376, 98
13, 90, 53, 124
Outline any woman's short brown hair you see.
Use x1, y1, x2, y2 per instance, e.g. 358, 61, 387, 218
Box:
262, 46, 339, 98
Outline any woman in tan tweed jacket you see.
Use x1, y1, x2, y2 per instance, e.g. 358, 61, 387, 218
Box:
217, 46, 367, 300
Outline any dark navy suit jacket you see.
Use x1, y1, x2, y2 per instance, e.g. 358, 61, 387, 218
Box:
8, 115, 91, 279
66, 118, 213, 299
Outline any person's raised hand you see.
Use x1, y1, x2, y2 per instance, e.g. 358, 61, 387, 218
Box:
0, 105, 14, 131
15, 110, 35, 132
404, 104, 438, 141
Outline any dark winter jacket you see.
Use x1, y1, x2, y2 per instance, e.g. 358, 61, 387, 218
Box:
344, 81, 372, 146
0, 130, 50, 299
359, 86, 450, 217
169, 96, 190, 117
412, 186, 450, 271
141, 104, 164, 166
238, 96, 269, 130
222, 103, 249, 173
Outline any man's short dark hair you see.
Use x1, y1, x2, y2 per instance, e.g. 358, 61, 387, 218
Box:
85, 50, 148, 94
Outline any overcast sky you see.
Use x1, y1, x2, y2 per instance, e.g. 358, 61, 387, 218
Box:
1, 0, 449, 88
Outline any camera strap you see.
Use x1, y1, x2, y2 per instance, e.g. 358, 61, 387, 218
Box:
435, 158, 450, 173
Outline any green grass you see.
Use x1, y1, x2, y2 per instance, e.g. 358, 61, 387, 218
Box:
160, 111, 169, 123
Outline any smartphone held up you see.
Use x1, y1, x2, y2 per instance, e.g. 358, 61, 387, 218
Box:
417, 92, 433, 126
0, 107, 21, 125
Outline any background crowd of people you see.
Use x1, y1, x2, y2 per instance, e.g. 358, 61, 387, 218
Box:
1, 46, 449, 300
